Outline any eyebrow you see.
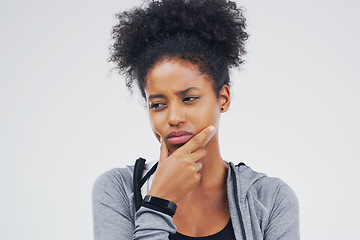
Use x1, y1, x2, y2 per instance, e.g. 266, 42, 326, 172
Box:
147, 87, 200, 101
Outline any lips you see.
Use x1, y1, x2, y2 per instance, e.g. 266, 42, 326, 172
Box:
166, 130, 193, 145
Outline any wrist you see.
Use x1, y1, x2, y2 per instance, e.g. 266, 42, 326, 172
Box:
142, 195, 177, 217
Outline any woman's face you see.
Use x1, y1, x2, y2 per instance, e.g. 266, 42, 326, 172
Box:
145, 59, 230, 154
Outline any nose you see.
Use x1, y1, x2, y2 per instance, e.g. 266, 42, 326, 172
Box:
167, 103, 185, 127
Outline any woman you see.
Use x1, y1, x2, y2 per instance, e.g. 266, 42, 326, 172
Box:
92, 0, 299, 239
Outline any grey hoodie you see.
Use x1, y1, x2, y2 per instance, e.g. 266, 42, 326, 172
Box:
92, 162, 299, 240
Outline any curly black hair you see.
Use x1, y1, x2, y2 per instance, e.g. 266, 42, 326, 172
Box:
110, 0, 248, 99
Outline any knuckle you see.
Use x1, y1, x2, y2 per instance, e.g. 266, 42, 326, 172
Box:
196, 162, 202, 171
200, 148, 207, 156
184, 156, 192, 163
173, 151, 181, 158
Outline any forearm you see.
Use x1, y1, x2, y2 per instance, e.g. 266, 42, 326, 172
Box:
92, 170, 176, 240
134, 207, 176, 239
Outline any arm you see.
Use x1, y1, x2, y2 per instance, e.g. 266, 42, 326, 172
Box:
92, 169, 176, 240
264, 182, 300, 240
92, 126, 215, 239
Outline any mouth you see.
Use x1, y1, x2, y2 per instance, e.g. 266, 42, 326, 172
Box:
166, 130, 193, 145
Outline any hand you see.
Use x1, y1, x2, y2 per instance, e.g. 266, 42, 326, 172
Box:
147, 126, 215, 203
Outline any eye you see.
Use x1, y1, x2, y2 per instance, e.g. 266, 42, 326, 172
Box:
183, 96, 199, 103
149, 102, 167, 111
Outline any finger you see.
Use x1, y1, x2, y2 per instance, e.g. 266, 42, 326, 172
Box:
159, 139, 169, 163
194, 162, 202, 172
181, 126, 215, 154
189, 148, 207, 163
194, 172, 201, 184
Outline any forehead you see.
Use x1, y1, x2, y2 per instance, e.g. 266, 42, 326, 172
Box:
145, 59, 212, 95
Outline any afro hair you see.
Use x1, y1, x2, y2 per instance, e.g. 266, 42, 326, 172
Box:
110, 0, 248, 98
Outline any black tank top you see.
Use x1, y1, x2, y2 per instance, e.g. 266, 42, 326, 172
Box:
169, 219, 236, 240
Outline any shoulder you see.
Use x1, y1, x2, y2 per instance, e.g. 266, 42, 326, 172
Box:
93, 167, 133, 190
92, 160, 157, 197
251, 176, 299, 216
92, 167, 134, 203
246, 170, 299, 239
230, 162, 298, 213
231, 163, 299, 237
253, 176, 297, 201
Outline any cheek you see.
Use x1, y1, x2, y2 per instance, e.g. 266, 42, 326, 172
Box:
149, 112, 164, 140
195, 100, 220, 125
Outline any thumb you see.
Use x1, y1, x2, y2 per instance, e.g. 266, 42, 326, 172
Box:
159, 138, 169, 163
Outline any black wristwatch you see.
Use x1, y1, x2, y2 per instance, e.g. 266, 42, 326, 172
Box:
142, 195, 177, 217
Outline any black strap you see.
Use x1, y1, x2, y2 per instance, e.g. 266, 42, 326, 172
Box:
230, 163, 247, 240
133, 158, 159, 211
139, 162, 158, 187
133, 157, 146, 211
143, 195, 177, 216
237, 162, 246, 167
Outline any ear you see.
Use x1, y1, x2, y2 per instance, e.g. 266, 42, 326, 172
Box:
218, 84, 230, 113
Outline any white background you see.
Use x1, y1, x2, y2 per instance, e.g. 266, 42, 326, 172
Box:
1, 0, 359, 239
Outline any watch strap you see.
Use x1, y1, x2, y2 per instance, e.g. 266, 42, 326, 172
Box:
142, 195, 177, 216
